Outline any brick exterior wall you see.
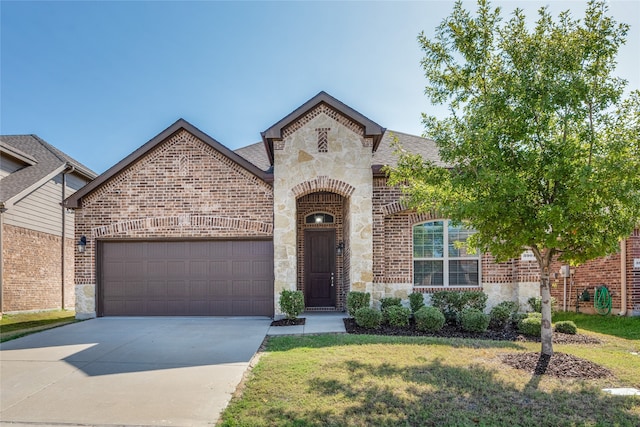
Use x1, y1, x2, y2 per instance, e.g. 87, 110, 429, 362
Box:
296, 192, 346, 310
2, 224, 75, 311
74, 129, 273, 317
548, 231, 640, 314
629, 230, 640, 314
372, 175, 639, 315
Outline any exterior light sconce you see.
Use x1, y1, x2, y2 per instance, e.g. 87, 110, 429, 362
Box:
336, 241, 345, 256
77, 235, 87, 253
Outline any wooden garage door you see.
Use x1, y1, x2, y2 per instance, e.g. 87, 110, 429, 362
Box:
99, 240, 273, 316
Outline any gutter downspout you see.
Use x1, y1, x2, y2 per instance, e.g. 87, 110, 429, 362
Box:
0, 205, 5, 316
61, 164, 75, 310
620, 239, 627, 316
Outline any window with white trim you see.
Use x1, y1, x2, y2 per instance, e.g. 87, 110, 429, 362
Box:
413, 220, 480, 287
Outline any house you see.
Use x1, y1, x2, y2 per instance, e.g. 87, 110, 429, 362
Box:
65, 92, 640, 318
0, 135, 97, 313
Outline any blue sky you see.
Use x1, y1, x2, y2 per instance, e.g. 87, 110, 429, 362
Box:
2, 1, 638, 174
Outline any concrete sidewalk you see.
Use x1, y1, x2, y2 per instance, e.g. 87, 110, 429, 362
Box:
267, 312, 347, 335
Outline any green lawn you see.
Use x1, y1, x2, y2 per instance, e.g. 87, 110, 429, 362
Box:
553, 312, 640, 340
0, 310, 77, 342
220, 331, 640, 426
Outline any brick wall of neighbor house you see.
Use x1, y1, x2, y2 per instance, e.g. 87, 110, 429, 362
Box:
629, 230, 640, 314
2, 224, 75, 311
74, 129, 274, 318
296, 192, 346, 310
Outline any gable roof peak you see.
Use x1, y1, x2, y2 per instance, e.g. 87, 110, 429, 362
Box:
65, 118, 273, 208
261, 91, 386, 165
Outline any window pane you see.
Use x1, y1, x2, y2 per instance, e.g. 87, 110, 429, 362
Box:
448, 222, 474, 257
305, 213, 334, 224
414, 260, 443, 286
413, 221, 444, 258
449, 260, 479, 286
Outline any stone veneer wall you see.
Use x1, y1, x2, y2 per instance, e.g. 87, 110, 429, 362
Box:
2, 224, 75, 311
273, 106, 373, 314
74, 129, 274, 319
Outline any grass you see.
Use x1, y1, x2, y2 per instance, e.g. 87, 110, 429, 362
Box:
553, 311, 640, 340
0, 310, 77, 342
220, 331, 640, 426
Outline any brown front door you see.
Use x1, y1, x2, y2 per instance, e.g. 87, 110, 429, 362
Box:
304, 230, 336, 307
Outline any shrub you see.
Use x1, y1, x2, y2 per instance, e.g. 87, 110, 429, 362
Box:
380, 297, 402, 311
527, 296, 557, 313
354, 307, 382, 329
511, 312, 528, 325
279, 290, 304, 320
385, 306, 411, 327
409, 292, 425, 313
414, 306, 445, 332
346, 292, 370, 317
489, 301, 520, 329
518, 315, 542, 337
555, 320, 578, 335
460, 308, 490, 332
431, 290, 488, 325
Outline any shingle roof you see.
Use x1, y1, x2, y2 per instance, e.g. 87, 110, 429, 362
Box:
233, 129, 444, 172
373, 130, 446, 168
0, 134, 97, 206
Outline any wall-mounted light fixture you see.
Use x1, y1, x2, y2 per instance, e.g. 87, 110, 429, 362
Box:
336, 241, 345, 256
77, 235, 87, 253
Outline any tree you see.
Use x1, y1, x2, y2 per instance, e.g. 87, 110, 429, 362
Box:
387, 0, 640, 356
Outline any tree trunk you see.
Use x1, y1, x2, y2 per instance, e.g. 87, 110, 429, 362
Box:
539, 261, 554, 356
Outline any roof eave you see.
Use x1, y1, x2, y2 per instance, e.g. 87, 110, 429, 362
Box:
3, 164, 67, 209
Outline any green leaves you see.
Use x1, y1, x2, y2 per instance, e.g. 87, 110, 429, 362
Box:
388, 0, 640, 265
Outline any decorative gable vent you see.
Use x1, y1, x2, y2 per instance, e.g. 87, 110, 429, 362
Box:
316, 128, 330, 153
179, 155, 190, 176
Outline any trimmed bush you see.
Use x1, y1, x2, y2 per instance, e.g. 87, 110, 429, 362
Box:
354, 307, 382, 329
346, 292, 370, 317
555, 320, 578, 335
414, 306, 446, 332
527, 296, 557, 313
409, 292, 425, 314
385, 306, 411, 327
279, 290, 304, 320
518, 316, 542, 336
489, 301, 520, 329
460, 308, 490, 332
380, 297, 402, 311
431, 290, 488, 325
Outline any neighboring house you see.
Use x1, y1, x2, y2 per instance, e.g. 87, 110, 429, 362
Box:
65, 92, 640, 319
0, 135, 97, 313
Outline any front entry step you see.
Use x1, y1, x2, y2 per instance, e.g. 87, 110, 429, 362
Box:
305, 306, 338, 312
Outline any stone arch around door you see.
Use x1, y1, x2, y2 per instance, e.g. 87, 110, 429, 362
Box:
296, 191, 347, 311
291, 176, 355, 199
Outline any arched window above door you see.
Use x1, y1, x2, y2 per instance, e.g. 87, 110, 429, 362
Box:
305, 213, 334, 224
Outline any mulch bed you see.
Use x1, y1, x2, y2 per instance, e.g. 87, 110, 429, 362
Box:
500, 352, 613, 378
343, 318, 601, 345
270, 318, 306, 326
343, 318, 606, 379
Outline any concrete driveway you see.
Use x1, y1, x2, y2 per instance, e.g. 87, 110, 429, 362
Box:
0, 317, 271, 426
